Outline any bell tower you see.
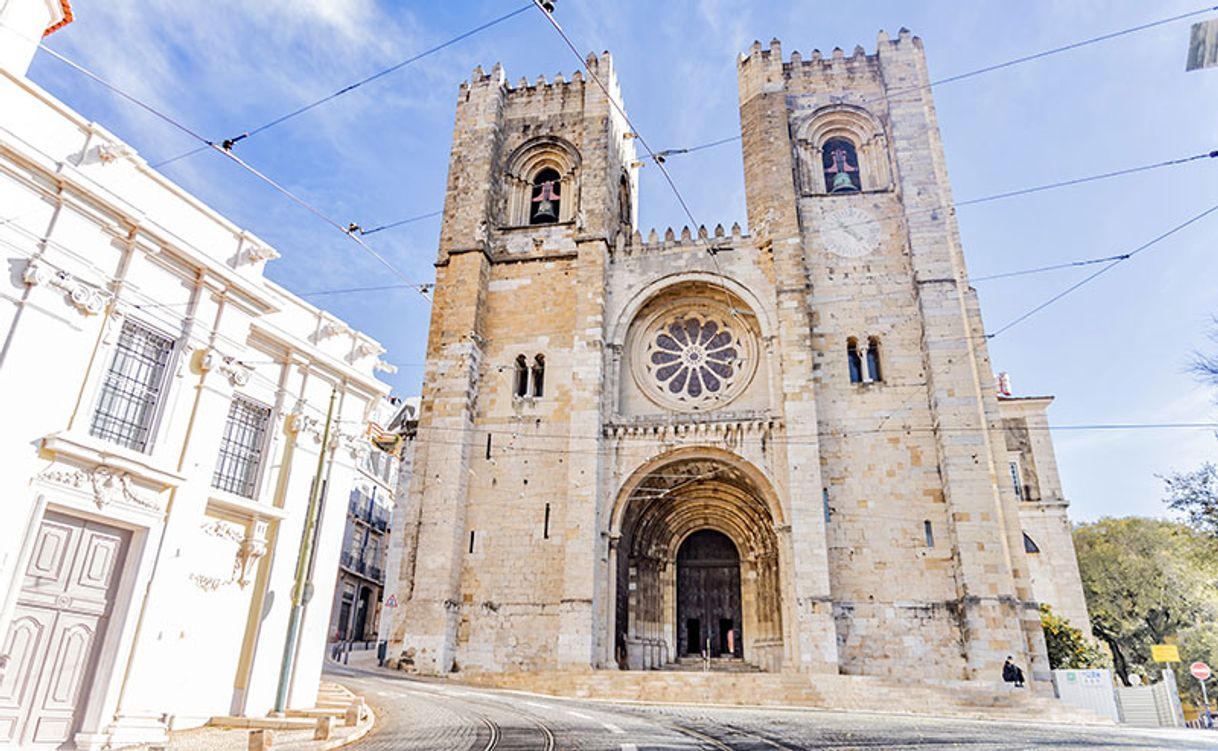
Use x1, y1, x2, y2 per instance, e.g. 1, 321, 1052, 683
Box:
736, 33, 1049, 682
389, 54, 637, 674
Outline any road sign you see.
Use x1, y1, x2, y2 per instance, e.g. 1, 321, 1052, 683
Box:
384, 594, 399, 608
1151, 644, 1180, 663
1192, 661, 1212, 681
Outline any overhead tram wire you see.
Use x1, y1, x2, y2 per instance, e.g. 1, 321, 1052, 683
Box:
986, 199, 1218, 338
301, 146, 1218, 241
637, 4, 1218, 166
528, 0, 780, 324
32, 42, 433, 298
149, 4, 534, 169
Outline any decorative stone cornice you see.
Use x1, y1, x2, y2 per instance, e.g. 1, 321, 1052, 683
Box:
198, 518, 270, 589
240, 242, 280, 266
199, 348, 253, 386
36, 466, 161, 513
22, 261, 109, 316
319, 320, 350, 339
374, 360, 398, 374
285, 403, 322, 444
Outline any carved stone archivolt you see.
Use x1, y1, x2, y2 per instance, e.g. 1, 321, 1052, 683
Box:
22, 261, 110, 316
37, 466, 161, 512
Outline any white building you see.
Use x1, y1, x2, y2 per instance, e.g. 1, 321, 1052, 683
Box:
0, 2, 393, 747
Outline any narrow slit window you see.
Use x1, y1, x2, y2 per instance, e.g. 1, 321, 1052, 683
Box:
822, 488, 831, 524
847, 338, 863, 384
1009, 461, 1024, 500
486, 433, 492, 460
923, 520, 935, 548
531, 354, 545, 398
866, 337, 882, 382
543, 503, 551, 539
514, 355, 529, 397
469, 530, 476, 554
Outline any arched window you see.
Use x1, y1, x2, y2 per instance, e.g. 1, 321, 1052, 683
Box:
846, 338, 863, 384
866, 336, 882, 382
531, 354, 546, 397
514, 355, 529, 397
822, 137, 861, 193
530, 168, 562, 225
1023, 533, 1040, 554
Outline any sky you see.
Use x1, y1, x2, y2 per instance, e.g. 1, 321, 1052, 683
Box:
25, 1, 1218, 524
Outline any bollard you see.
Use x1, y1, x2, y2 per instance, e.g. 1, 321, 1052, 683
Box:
248, 729, 273, 750
314, 716, 334, 740
344, 701, 364, 727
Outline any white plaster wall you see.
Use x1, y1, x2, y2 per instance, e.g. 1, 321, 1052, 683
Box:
0, 59, 390, 749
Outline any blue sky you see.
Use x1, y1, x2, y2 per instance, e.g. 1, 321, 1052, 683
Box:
28, 1, 1218, 523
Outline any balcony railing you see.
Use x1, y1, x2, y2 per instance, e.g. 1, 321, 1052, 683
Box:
339, 550, 384, 583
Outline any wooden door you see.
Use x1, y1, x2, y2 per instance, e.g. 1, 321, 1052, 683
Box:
0, 512, 129, 746
676, 530, 742, 658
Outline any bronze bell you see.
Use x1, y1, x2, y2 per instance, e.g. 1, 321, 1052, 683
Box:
533, 197, 558, 222
830, 171, 859, 193
531, 180, 560, 222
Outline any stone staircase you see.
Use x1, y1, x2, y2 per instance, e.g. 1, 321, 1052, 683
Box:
669, 656, 762, 673
452, 669, 1114, 725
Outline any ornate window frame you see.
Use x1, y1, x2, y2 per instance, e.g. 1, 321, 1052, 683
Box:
626, 291, 760, 413
795, 104, 892, 195
503, 136, 581, 226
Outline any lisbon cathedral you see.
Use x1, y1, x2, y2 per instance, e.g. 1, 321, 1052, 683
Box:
385, 31, 1090, 687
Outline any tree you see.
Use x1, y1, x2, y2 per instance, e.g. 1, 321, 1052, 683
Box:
1040, 604, 1109, 670
1162, 462, 1218, 539
1073, 518, 1218, 686
1173, 623, 1218, 707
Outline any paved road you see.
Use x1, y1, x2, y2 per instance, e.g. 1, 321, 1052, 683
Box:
325, 662, 1218, 750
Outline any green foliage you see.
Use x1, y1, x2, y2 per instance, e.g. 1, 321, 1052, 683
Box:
1040, 604, 1109, 670
1073, 517, 1218, 686
1173, 623, 1218, 706
1162, 462, 1218, 539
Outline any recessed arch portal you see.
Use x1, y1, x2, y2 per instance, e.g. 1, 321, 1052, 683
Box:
611, 450, 785, 671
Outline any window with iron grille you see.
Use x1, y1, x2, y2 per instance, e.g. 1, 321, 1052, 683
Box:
90, 320, 175, 452
211, 397, 272, 498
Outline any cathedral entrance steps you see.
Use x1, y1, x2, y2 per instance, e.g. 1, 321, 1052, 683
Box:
668, 657, 763, 673
450, 671, 1114, 726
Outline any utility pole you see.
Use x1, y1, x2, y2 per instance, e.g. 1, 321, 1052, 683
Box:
274, 386, 337, 714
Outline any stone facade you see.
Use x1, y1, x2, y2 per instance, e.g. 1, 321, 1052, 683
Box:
387, 32, 1089, 688
0, 5, 390, 746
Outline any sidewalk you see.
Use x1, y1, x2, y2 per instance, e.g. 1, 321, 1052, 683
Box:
119, 681, 374, 750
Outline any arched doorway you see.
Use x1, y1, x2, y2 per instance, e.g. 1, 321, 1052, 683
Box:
677, 530, 742, 658
611, 451, 785, 671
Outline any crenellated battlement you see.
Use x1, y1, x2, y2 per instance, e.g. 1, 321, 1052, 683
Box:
458, 51, 623, 102
615, 222, 748, 257
736, 30, 923, 103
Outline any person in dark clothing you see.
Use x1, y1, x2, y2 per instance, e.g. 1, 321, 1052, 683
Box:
1002, 656, 1026, 687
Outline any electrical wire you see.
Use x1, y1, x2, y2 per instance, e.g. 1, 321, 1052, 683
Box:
149, 4, 534, 169
642, 5, 1218, 164
987, 199, 1218, 338
31, 41, 432, 296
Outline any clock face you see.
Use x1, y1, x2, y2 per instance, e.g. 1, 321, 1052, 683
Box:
822, 207, 881, 258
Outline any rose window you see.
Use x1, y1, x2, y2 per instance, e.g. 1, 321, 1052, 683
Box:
645, 316, 742, 405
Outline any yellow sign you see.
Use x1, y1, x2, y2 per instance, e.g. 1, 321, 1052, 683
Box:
1152, 644, 1180, 663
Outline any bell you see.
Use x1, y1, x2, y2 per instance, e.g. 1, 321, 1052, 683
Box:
533, 198, 558, 222
830, 171, 858, 193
